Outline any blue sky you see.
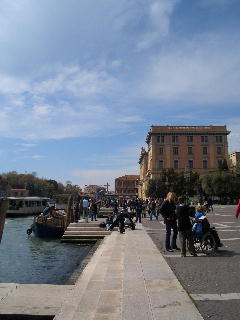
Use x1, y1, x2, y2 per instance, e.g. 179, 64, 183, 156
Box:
0, 0, 240, 190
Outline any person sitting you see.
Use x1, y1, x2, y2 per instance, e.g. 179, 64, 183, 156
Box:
193, 205, 210, 235
106, 214, 114, 230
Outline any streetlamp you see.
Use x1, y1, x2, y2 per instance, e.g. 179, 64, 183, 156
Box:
184, 170, 190, 203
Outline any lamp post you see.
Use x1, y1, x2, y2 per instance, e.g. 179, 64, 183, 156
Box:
165, 176, 169, 198
184, 170, 190, 204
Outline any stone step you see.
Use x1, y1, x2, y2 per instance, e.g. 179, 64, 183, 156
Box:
70, 223, 101, 227
64, 230, 111, 235
67, 227, 106, 231
62, 234, 105, 239
67, 227, 117, 231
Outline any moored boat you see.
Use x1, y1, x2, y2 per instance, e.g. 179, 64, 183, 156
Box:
7, 197, 50, 217
27, 207, 67, 239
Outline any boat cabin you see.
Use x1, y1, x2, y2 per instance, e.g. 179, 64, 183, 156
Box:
7, 197, 50, 217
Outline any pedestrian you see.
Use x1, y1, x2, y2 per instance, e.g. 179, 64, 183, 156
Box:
207, 197, 213, 212
176, 196, 197, 257
90, 199, 98, 221
135, 199, 142, 223
235, 199, 240, 218
150, 199, 158, 220
82, 197, 89, 223
160, 192, 179, 252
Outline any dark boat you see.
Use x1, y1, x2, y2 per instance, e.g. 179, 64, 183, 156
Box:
27, 208, 67, 239
31, 221, 65, 238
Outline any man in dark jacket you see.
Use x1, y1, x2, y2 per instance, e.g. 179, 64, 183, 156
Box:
160, 192, 179, 252
176, 196, 197, 257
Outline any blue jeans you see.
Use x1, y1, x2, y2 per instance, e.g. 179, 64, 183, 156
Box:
165, 219, 178, 250
150, 210, 158, 220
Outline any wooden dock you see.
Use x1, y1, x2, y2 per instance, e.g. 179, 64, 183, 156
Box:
61, 220, 112, 244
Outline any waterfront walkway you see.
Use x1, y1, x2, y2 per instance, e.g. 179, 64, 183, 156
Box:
55, 223, 203, 320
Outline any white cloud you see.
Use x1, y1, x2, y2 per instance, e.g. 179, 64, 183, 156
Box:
116, 115, 143, 123
15, 143, 37, 148
137, 0, 180, 49
142, 35, 240, 104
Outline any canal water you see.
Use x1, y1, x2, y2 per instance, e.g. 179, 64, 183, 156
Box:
0, 217, 92, 284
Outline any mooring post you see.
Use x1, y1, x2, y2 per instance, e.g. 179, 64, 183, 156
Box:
0, 198, 8, 244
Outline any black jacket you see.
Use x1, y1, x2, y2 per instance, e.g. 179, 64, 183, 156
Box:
176, 204, 194, 231
160, 200, 176, 220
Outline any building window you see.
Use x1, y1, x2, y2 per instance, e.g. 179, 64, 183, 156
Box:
217, 146, 222, 155
159, 147, 164, 155
172, 135, 179, 143
173, 147, 179, 155
157, 135, 165, 143
174, 159, 179, 169
188, 159, 194, 169
202, 146, 208, 155
187, 136, 193, 143
216, 136, 223, 143
159, 159, 164, 169
203, 159, 208, 169
188, 146, 193, 155
201, 136, 208, 143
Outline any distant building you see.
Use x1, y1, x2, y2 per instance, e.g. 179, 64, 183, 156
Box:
10, 189, 29, 197
115, 175, 140, 196
139, 125, 230, 199
229, 152, 240, 168
83, 185, 106, 197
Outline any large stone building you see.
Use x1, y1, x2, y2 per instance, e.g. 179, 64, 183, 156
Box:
139, 125, 230, 199
83, 185, 106, 198
228, 152, 240, 168
115, 175, 140, 197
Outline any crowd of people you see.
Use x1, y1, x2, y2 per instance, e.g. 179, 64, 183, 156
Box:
99, 194, 220, 257
79, 194, 223, 257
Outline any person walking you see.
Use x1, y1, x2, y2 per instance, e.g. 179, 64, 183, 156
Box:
135, 199, 142, 223
90, 199, 98, 221
82, 197, 89, 223
235, 199, 240, 218
160, 192, 179, 252
150, 199, 158, 220
176, 196, 197, 257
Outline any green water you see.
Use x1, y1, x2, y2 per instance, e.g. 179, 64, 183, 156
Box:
0, 217, 92, 284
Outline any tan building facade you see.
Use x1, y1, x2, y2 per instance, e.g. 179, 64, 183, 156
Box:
139, 125, 230, 199
83, 185, 105, 198
115, 175, 140, 196
229, 152, 240, 168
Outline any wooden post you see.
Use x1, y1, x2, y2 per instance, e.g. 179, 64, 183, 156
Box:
66, 195, 73, 226
0, 198, 8, 244
74, 195, 81, 223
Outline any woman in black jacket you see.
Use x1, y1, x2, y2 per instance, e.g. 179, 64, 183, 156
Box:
160, 192, 179, 252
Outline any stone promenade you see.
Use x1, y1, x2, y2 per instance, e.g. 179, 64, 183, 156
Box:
55, 223, 203, 320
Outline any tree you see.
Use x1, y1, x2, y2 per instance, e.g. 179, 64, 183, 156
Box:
201, 171, 240, 200
218, 158, 229, 171
145, 169, 200, 199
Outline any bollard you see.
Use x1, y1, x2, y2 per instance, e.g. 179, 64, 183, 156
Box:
0, 198, 8, 244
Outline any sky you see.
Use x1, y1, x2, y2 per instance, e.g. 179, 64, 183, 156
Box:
0, 0, 240, 190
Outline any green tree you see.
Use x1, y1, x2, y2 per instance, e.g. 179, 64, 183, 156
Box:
218, 158, 229, 171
